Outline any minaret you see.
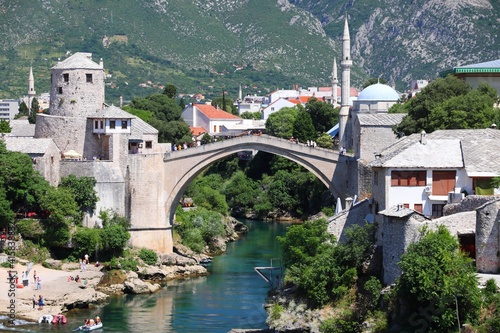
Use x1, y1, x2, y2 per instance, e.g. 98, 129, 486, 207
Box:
339, 17, 352, 149
332, 58, 338, 107
238, 83, 242, 101
28, 66, 36, 111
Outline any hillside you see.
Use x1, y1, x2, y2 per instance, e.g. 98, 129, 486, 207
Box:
0, 0, 499, 105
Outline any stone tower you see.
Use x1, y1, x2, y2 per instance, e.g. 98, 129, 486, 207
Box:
332, 58, 338, 107
35, 53, 106, 156
339, 17, 352, 149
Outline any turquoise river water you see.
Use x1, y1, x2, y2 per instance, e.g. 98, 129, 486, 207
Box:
2, 219, 289, 333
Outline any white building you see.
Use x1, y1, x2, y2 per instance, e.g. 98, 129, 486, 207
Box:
370, 129, 500, 218
181, 103, 242, 135
0, 100, 19, 120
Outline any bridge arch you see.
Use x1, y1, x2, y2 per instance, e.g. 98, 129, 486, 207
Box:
163, 135, 343, 225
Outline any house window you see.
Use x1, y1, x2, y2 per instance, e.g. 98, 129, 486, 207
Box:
94, 120, 99, 129
86, 74, 93, 83
58, 87, 63, 94
121, 120, 128, 129
432, 204, 445, 218
110, 120, 116, 129
432, 170, 456, 195
219, 125, 222, 132
213, 125, 217, 132
145, 141, 152, 149
414, 203, 423, 213
100, 120, 104, 129
403, 203, 409, 208
63, 73, 69, 82
391, 171, 426, 186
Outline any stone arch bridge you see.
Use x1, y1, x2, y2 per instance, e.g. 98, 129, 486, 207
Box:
127, 134, 349, 253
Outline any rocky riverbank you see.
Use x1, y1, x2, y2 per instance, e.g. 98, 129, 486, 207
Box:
0, 216, 249, 324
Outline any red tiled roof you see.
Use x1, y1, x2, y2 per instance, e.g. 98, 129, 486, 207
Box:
194, 104, 241, 119
190, 126, 206, 136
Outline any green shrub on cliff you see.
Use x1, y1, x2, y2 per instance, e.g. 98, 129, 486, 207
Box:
138, 248, 158, 265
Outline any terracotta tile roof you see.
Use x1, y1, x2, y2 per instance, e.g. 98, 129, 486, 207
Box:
190, 126, 206, 136
194, 104, 241, 119
287, 99, 302, 105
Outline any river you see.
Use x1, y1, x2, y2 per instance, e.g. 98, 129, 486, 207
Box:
2, 219, 289, 333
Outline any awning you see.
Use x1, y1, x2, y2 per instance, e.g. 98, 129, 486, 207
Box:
129, 139, 143, 143
327, 123, 339, 137
63, 150, 82, 158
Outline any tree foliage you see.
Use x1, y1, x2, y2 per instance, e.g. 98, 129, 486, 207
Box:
176, 207, 226, 253
394, 76, 499, 136
163, 83, 177, 98
59, 175, 99, 212
293, 110, 316, 142
127, 91, 191, 144
212, 95, 237, 115
278, 219, 376, 306
0, 120, 11, 133
265, 107, 299, 139
395, 225, 481, 332
305, 97, 339, 134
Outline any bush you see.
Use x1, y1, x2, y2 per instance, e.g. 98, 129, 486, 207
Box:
16, 240, 50, 263
16, 219, 44, 242
138, 248, 157, 266
72, 227, 101, 257
269, 303, 283, 321
364, 276, 382, 310
320, 317, 360, 333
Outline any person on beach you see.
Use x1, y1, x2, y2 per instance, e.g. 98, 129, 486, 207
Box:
33, 270, 37, 284
38, 295, 44, 310
36, 276, 41, 290
32, 294, 36, 309
84, 253, 89, 264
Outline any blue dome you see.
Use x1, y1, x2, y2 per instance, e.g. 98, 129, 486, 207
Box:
358, 83, 399, 101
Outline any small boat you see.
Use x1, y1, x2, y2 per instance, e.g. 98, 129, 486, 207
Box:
75, 322, 103, 331
52, 314, 67, 324
38, 314, 53, 323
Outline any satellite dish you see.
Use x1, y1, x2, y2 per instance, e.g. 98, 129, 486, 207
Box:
365, 214, 374, 223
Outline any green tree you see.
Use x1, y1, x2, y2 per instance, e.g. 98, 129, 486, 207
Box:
29, 97, 39, 124
0, 120, 11, 134
316, 133, 334, 149
72, 227, 101, 257
176, 207, 226, 252
179, 97, 186, 110
394, 75, 477, 136
211, 95, 236, 115
163, 84, 177, 98
0, 141, 51, 216
396, 225, 481, 332
305, 97, 338, 134
39, 187, 80, 246
15, 101, 29, 119
240, 111, 262, 120
265, 107, 298, 139
59, 175, 99, 212
128, 93, 191, 143
293, 110, 317, 142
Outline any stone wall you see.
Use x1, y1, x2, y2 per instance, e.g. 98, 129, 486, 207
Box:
127, 153, 172, 253
444, 195, 498, 215
476, 198, 500, 273
327, 199, 373, 243
60, 160, 126, 228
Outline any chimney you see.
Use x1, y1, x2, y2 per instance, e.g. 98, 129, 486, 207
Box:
420, 130, 427, 145
345, 197, 353, 210
119, 96, 123, 108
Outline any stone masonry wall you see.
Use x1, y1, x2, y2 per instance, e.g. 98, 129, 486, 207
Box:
476, 198, 500, 273
444, 195, 498, 216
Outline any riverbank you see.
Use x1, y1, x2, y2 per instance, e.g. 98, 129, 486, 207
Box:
0, 261, 107, 323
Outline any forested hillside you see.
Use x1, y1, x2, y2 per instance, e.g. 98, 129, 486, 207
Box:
1, 0, 498, 105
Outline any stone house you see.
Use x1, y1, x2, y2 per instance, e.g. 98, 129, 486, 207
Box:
369, 129, 500, 219
4, 137, 61, 186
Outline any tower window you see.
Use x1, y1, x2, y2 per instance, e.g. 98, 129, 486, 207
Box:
63, 73, 69, 82
86, 74, 93, 83
58, 87, 63, 94
121, 120, 128, 129
110, 120, 116, 129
